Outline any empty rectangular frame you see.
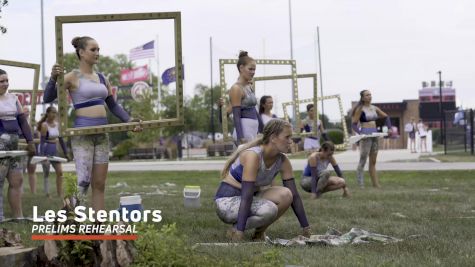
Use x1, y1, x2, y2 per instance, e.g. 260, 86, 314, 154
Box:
253, 73, 318, 136
0, 59, 40, 128
282, 94, 349, 149
219, 59, 300, 141
55, 12, 184, 136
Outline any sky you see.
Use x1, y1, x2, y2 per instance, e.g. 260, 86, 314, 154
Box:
1, 0, 474, 122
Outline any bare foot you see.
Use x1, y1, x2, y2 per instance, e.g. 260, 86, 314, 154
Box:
310, 193, 318, 199
342, 189, 351, 198
226, 227, 244, 242
251, 230, 267, 241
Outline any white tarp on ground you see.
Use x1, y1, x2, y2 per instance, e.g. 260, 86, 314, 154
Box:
266, 228, 402, 247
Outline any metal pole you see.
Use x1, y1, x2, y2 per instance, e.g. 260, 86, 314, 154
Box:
470, 109, 474, 155
288, 0, 297, 122
155, 36, 161, 114
40, 0, 46, 113
210, 37, 215, 143
438, 71, 443, 145
316, 26, 325, 128
288, 0, 294, 60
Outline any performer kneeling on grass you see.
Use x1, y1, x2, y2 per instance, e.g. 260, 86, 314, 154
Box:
351, 89, 392, 188
0, 69, 36, 220
44, 36, 141, 210
215, 119, 311, 241
37, 106, 69, 198
300, 141, 350, 198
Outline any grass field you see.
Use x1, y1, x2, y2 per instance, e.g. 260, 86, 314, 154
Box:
2, 170, 475, 266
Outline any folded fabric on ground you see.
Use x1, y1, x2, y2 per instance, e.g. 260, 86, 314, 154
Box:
266, 228, 402, 246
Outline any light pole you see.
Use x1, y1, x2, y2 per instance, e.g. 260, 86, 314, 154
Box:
437, 71, 444, 146
210, 37, 215, 143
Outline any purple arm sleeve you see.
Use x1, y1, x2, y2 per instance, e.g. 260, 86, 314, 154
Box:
310, 166, 318, 194
351, 122, 361, 134
257, 112, 264, 133
385, 117, 392, 128
218, 107, 223, 124
59, 137, 68, 156
232, 106, 244, 142
40, 135, 47, 156
43, 78, 58, 103
17, 113, 33, 142
282, 178, 310, 228
321, 132, 329, 141
105, 95, 130, 122
235, 181, 255, 231
332, 164, 343, 178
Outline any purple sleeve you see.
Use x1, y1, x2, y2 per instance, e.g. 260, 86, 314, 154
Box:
332, 164, 343, 178
235, 181, 255, 231
283, 178, 310, 228
105, 95, 130, 122
385, 117, 392, 128
232, 106, 244, 142
59, 137, 68, 156
40, 135, 47, 156
310, 166, 318, 194
351, 122, 361, 134
257, 112, 264, 133
43, 78, 58, 103
17, 113, 33, 142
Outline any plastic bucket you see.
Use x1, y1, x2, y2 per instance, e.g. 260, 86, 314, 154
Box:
183, 186, 201, 208
119, 195, 143, 220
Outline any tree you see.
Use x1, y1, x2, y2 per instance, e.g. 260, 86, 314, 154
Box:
0, 0, 8, 34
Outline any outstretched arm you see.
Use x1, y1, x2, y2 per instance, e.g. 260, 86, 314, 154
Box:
281, 157, 310, 232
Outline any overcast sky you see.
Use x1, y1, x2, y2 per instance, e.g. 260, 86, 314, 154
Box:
1, 0, 474, 121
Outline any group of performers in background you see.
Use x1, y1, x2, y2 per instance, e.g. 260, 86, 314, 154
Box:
1, 45, 392, 242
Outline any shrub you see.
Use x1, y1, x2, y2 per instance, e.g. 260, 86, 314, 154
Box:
325, 128, 344, 144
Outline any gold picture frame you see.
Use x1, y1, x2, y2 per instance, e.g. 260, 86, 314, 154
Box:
253, 73, 318, 137
0, 59, 40, 127
282, 94, 349, 150
55, 12, 184, 136
219, 59, 300, 141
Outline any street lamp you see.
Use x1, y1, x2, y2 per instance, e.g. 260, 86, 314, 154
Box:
437, 71, 444, 146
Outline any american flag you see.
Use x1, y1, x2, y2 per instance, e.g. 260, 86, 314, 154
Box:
129, 40, 155, 61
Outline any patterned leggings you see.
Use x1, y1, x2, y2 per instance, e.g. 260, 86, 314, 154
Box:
215, 196, 278, 230
356, 137, 379, 186
0, 133, 22, 220
300, 170, 331, 193
71, 134, 109, 194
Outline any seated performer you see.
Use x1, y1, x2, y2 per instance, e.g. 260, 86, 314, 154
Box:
215, 119, 311, 241
300, 141, 349, 198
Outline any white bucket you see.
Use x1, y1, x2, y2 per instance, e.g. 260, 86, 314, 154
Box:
183, 186, 201, 208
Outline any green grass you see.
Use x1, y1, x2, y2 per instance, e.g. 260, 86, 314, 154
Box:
3, 170, 475, 266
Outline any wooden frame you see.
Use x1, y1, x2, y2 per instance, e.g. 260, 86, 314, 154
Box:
282, 94, 349, 150
219, 59, 300, 141
55, 12, 184, 136
253, 73, 318, 137
0, 59, 40, 127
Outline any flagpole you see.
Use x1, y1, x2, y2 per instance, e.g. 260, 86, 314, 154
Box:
156, 35, 161, 115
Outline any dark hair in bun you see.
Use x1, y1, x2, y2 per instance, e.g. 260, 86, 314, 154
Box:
236, 50, 254, 72
0, 69, 6, 75
71, 36, 94, 59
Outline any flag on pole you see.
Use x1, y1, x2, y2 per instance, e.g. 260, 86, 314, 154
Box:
161, 65, 184, 85
129, 40, 155, 61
